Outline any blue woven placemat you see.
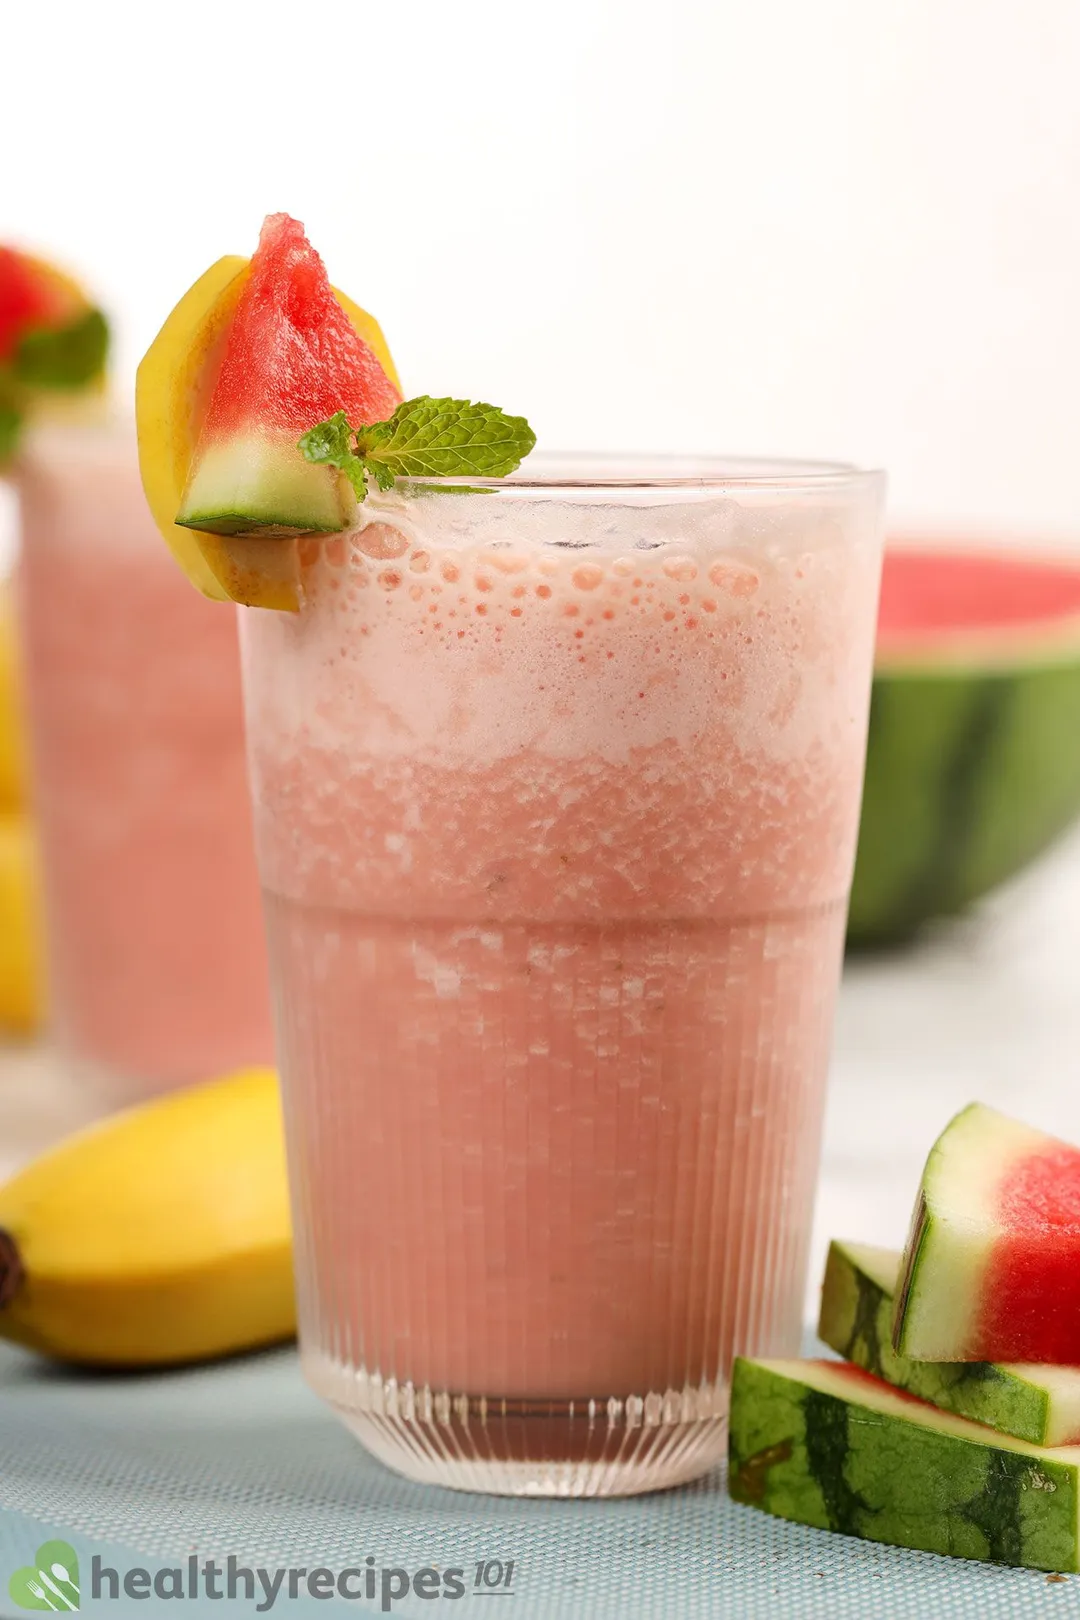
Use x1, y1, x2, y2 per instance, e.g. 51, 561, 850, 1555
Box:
1, 1342, 1076, 1619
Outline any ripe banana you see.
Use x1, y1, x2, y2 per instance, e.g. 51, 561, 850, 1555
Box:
0, 1066, 295, 1365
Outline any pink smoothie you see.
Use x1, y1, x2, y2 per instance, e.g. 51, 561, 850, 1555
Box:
16, 426, 272, 1097
242, 468, 882, 1491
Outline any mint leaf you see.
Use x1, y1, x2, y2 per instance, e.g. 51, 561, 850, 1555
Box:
363, 457, 397, 493
356, 397, 536, 482
0, 399, 21, 464
299, 397, 536, 503
13, 307, 109, 390
298, 409, 369, 499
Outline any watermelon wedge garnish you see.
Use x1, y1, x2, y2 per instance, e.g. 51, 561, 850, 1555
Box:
0, 247, 72, 361
848, 546, 1080, 946
176, 213, 401, 539
0, 246, 108, 460
893, 1103, 1080, 1364
729, 1355, 1080, 1570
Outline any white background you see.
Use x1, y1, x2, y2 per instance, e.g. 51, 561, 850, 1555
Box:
3, 0, 1079, 541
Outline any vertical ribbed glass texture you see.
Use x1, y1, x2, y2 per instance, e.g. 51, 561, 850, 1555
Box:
241, 457, 885, 1496
14, 424, 272, 1103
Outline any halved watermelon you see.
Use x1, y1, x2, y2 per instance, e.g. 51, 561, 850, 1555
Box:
729, 1355, 1080, 1570
893, 1103, 1080, 1364
136, 214, 401, 609
819, 1238, 1080, 1444
848, 546, 1080, 946
177, 214, 400, 539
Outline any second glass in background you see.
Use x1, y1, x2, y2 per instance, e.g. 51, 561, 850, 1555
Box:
15, 424, 273, 1102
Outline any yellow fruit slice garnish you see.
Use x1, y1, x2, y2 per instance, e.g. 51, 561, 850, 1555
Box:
136, 258, 400, 611
0, 815, 44, 1035
0, 585, 28, 811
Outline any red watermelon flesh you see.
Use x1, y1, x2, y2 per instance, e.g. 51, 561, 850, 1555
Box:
201, 213, 399, 438
178, 213, 402, 538
876, 547, 1080, 663
0, 247, 72, 362
984, 1146, 1080, 1363
893, 1103, 1080, 1364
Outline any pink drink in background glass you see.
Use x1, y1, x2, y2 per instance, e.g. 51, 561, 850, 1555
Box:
241, 457, 884, 1496
16, 425, 273, 1101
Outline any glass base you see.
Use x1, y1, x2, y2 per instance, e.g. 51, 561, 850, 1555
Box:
306, 1354, 728, 1497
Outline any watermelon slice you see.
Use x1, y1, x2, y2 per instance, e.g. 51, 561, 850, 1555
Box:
0, 246, 108, 460
893, 1103, 1080, 1365
820, 1239, 1080, 1444
848, 546, 1080, 946
0, 247, 72, 361
176, 214, 401, 539
729, 1356, 1080, 1571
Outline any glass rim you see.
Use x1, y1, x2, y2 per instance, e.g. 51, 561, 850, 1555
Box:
393, 451, 885, 499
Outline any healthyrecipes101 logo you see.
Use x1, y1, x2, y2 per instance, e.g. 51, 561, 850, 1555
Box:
9, 1540, 80, 1610
9, 1541, 518, 1612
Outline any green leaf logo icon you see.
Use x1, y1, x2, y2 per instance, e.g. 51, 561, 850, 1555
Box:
9, 1540, 80, 1610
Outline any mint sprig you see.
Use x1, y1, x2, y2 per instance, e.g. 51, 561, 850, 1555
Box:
0, 307, 110, 467
13, 308, 109, 390
298, 396, 536, 502
0, 397, 21, 463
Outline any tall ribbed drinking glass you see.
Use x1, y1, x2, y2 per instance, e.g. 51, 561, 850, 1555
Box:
16, 424, 273, 1102
240, 457, 884, 1496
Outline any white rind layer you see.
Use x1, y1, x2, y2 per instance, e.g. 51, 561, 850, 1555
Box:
833, 1240, 1080, 1445
178, 431, 352, 536
746, 1358, 1080, 1463
894, 1103, 1054, 1361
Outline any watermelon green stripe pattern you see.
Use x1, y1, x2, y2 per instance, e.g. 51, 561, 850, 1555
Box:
848, 657, 1080, 946
818, 1239, 1080, 1444
728, 1357, 1080, 1571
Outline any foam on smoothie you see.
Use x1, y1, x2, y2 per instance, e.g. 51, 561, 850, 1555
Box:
245, 492, 878, 922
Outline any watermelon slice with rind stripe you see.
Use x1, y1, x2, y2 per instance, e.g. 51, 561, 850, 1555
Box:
176, 213, 400, 540
819, 1239, 1080, 1444
893, 1103, 1080, 1365
729, 1355, 1080, 1571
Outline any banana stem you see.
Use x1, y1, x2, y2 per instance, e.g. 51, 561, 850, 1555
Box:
0, 1229, 24, 1309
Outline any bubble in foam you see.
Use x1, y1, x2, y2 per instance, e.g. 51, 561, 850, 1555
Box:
409, 550, 432, 573
572, 564, 604, 591
489, 552, 529, 574
709, 559, 760, 597
663, 556, 697, 582
355, 523, 410, 560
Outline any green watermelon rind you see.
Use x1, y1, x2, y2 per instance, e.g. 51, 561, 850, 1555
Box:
177, 433, 354, 539
728, 1356, 1080, 1571
820, 1239, 1080, 1445
847, 649, 1080, 947
892, 1103, 1054, 1363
